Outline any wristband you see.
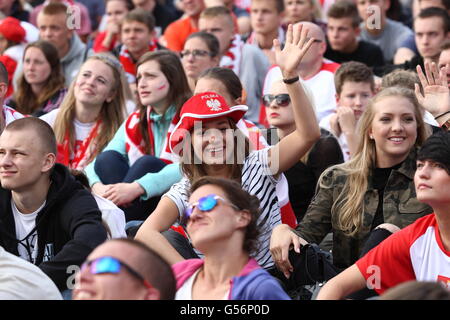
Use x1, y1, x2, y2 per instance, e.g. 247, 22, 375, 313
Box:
283, 76, 300, 84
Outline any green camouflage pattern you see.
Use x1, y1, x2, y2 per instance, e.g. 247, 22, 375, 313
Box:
294, 148, 433, 269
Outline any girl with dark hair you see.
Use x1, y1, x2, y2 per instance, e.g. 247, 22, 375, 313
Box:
181, 31, 220, 91
173, 176, 290, 300
135, 24, 320, 269
85, 50, 192, 221
8, 40, 66, 116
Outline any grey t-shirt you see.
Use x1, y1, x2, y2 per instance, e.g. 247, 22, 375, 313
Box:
360, 18, 413, 63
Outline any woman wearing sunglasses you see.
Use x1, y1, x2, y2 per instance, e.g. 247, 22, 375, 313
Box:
173, 177, 290, 300
263, 79, 344, 222
135, 24, 320, 270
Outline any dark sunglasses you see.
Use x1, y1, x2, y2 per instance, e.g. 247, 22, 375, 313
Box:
183, 194, 240, 224
81, 256, 153, 289
262, 94, 291, 107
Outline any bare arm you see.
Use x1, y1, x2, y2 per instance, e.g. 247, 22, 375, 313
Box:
316, 264, 367, 300
134, 197, 185, 265
269, 24, 321, 176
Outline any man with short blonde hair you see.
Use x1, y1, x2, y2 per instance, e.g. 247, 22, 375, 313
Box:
199, 6, 270, 122
36, 2, 86, 86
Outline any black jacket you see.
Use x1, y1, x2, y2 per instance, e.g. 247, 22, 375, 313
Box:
0, 164, 107, 290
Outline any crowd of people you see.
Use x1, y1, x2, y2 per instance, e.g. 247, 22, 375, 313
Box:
0, 0, 449, 301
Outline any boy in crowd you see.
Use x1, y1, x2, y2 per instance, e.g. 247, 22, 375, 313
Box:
247, 0, 285, 65
386, 7, 450, 74
0, 118, 107, 291
113, 8, 165, 88
319, 61, 375, 161
357, 0, 413, 63
198, 6, 270, 122
325, 1, 385, 75
36, 2, 86, 86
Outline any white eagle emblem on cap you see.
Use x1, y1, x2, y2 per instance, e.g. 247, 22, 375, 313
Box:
206, 99, 222, 111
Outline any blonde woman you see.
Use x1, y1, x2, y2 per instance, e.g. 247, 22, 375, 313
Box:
270, 87, 434, 280
40, 53, 127, 171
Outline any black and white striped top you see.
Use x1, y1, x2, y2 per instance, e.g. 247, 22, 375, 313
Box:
164, 148, 281, 269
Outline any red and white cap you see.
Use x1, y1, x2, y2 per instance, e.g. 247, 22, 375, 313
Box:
0, 17, 26, 44
169, 92, 248, 155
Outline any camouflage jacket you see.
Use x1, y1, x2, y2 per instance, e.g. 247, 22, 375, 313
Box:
294, 148, 433, 269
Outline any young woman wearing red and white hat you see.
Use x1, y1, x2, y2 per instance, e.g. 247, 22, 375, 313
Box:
135, 24, 321, 270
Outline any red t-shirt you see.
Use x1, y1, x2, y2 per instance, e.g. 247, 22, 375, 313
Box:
92, 31, 118, 53
356, 213, 450, 294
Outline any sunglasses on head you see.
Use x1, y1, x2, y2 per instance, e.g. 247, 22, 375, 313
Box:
183, 194, 240, 224
262, 94, 291, 107
81, 256, 153, 289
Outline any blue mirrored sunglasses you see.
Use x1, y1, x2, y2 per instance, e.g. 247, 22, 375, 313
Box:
183, 194, 240, 222
81, 256, 153, 289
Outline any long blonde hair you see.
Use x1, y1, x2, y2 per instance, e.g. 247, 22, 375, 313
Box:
53, 53, 127, 164
319, 87, 430, 236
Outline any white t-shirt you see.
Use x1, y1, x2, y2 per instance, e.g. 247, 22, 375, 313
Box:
12, 200, 46, 263
175, 269, 230, 300
165, 148, 281, 269
93, 194, 127, 239
40, 109, 96, 160
175, 268, 200, 300
0, 246, 62, 300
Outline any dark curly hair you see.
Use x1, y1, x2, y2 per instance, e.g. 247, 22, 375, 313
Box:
188, 176, 261, 256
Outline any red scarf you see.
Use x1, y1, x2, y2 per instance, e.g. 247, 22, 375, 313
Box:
124, 108, 179, 165
119, 40, 158, 83
56, 120, 102, 170
220, 34, 243, 75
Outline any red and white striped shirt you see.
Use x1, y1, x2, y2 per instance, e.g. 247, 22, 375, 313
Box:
356, 213, 450, 294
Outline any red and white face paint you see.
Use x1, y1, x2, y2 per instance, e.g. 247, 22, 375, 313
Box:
137, 59, 170, 109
